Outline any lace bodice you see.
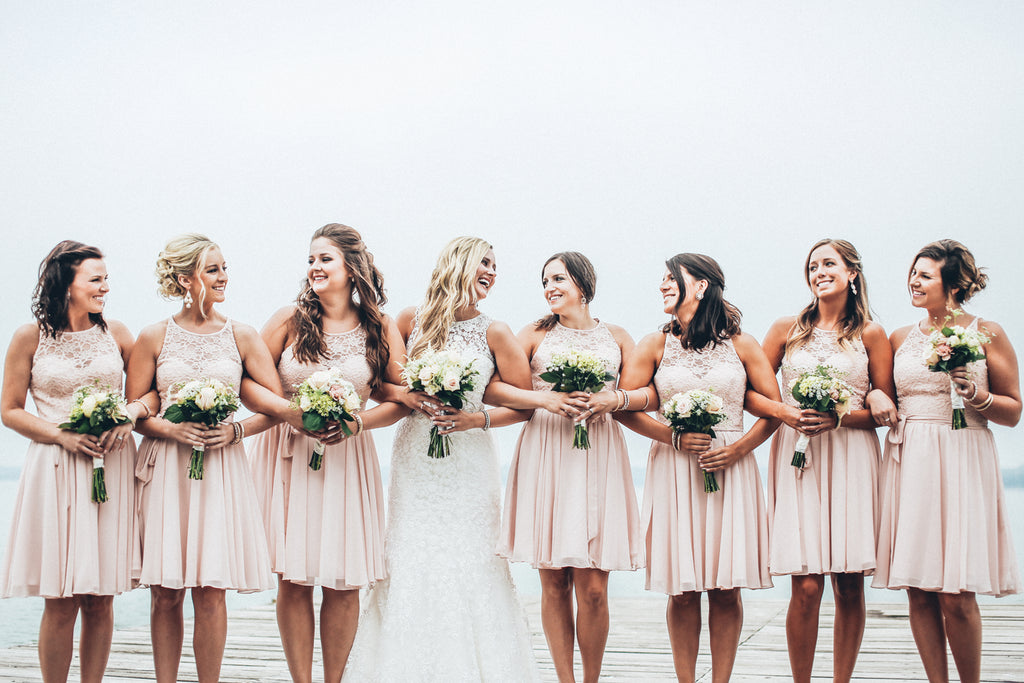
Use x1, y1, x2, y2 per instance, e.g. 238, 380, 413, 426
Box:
156, 319, 242, 415
30, 326, 124, 422
654, 334, 746, 431
277, 326, 374, 404
531, 321, 620, 391
782, 328, 869, 410
409, 313, 495, 410
894, 320, 989, 426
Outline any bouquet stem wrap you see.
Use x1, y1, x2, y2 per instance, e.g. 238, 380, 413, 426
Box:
91, 457, 108, 503
950, 381, 967, 430
188, 444, 206, 480
791, 433, 811, 470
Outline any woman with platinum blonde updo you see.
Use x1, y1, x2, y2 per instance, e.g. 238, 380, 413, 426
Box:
244, 224, 407, 683
1, 241, 155, 683
872, 239, 1020, 683
127, 234, 284, 683
345, 236, 540, 681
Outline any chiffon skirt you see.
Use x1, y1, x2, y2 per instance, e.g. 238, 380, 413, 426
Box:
767, 425, 881, 576
135, 437, 273, 592
248, 424, 386, 589
1, 441, 138, 597
498, 411, 643, 571
642, 431, 772, 594
873, 420, 1020, 597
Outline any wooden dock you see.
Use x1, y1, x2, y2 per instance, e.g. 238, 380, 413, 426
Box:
1, 597, 1021, 681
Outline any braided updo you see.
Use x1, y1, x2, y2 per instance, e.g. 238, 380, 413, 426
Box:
155, 233, 218, 301
910, 239, 988, 305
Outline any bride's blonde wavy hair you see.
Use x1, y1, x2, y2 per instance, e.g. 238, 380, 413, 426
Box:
407, 236, 492, 359
155, 234, 219, 318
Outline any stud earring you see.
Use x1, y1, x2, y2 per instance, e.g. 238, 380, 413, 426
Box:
850, 281, 857, 296
581, 296, 588, 305
696, 291, 704, 301
184, 291, 193, 309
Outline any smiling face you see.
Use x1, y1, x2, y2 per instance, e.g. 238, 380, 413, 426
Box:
542, 259, 584, 314
473, 249, 497, 301
908, 256, 951, 310
661, 265, 705, 316
806, 243, 855, 300
68, 258, 109, 316
308, 237, 352, 295
185, 246, 228, 305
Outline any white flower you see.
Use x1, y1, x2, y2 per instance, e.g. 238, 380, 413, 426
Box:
706, 395, 724, 413
82, 395, 98, 418
299, 395, 312, 412
307, 370, 331, 391
418, 366, 435, 383
344, 393, 361, 412
443, 369, 461, 391
196, 386, 218, 411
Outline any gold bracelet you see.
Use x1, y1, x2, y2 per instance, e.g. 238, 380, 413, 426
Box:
354, 414, 364, 435
640, 391, 650, 412
974, 393, 995, 411
129, 398, 152, 420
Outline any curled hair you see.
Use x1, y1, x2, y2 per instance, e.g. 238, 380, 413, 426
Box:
155, 233, 219, 315
661, 253, 741, 350
408, 237, 492, 359
292, 224, 390, 389
785, 238, 872, 358
32, 241, 107, 339
910, 239, 988, 305
536, 251, 597, 331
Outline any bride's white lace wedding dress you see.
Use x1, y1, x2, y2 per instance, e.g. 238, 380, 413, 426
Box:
344, 313, 539, 682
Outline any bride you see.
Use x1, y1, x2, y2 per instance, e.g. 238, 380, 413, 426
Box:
344, 237, 540, 681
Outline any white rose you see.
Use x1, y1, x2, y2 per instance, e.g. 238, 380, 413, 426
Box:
925, 350, 940, 366
443, 370, 461, 391
299, 395, 312, 412
419, 366, 437, 382
345, 394, 361, 412
706, 395, 724, 413
196, 386, 218, 411
946, 335, 960, 346
308, 371, 330, 391
81, 395, 98, 418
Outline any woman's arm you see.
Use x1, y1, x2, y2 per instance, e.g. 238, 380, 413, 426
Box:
953, 319, 1022, 427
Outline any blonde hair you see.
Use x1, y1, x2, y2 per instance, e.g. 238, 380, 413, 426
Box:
408, 236, 492, 358
156, 233, 219, 314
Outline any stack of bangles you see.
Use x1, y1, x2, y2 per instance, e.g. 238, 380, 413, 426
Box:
230, 421, 246, 445
968, 382, 995, 411
128, 398, 151, 426
671, 429, 683, 452
614, 389, 650, 412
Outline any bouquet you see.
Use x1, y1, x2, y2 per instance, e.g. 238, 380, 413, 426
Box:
58, 383, 132, 503
540, 349, 615, 449
163, 378, 240, 480
924, 321, 990, 429
291, 368, 362, 470
788, 364, 853, 470
662, 389, 727, 493
402, 349, 478, 459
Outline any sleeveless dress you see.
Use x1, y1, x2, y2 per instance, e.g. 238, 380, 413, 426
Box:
873, 320, 1020, 596
642, 334, 771, 594
1, 325, 137, 598
247, 326, 386, 589
345, 313, 539, 682
498, 321, 643, 570
134, 319, 273, 592
767, 328, 881, 576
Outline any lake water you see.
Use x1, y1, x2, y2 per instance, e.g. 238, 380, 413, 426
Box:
2, 430, 1023, 648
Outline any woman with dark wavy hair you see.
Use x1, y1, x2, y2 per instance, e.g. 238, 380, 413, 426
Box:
872, 239, 1020, 682
244, 224, 407, 683
616, 252, 779, 683
1, 241, 155, 683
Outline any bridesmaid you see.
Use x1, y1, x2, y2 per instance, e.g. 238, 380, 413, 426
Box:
0, 241, 154, 683
758, 239, 894, 682
497, 252, 643, 683
126, 234, 281, 683
244, 224, 407, 683
872, 239, 1020, 683
616, 253, 779, 683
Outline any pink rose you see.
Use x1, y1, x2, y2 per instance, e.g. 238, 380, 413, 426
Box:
936, 343, 952, 361
329, 385, 345, 401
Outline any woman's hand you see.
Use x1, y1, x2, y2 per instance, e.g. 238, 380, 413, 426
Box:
57, 430, 105, 458
431, 406, 482, 434
540, 391, 589, 419
201, 422, 236, 450
699, 442, 745, 472
303, 421, 348, 445
406, 390, 442, 417
776, 404, 805, 432
98, 421, 134, 454
676, 431, 712, 456
865, 388, 898, 427
162, 420, 214, 450
797, 409, 837, 436
584, 390, 620, 418
950, 366, 980, 400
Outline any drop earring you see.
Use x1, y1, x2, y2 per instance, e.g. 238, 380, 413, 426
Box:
850, 281, 857, 296
184, 291, 193, 309
581, 296, 588, 305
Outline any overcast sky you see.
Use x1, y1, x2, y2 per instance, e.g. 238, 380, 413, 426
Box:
2, 1, 1023, 468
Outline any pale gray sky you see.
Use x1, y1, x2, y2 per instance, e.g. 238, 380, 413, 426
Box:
2, 1, 1023, 467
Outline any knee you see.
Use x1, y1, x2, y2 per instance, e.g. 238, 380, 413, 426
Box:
323, 587, 359, 610
43, 597, 81, 624
151, 587, 186, 612
790, 576, 825, 607
577, 584, 608, 611
190, 587, 226, 616
831, 574, 864, 606
669, 592, 701, 610
78, 595, 113, 619
906, 588, 938, 612
708, 588, 742, 610
541, 570, 573, 599
937, 593, 978, 622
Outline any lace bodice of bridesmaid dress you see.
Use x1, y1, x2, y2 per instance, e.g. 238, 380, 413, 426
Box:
654, 334, 746, 431
277, 326, 374, 404
30, 325, 124, 422
156, 319, 242, 415
894, 319, 989, 427
781, 328, 869, 410
408, 313, 495, 411
530, 321, 620, 391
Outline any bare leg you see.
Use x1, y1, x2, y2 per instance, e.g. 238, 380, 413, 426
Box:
830, 573, 865, 682
190, 586, 227, 683
707, 588, 742, 683
320, 588, 360, 683
540, 568, 576, 682
573, 569, 609, 683
937, 592, 981, 683
786, 575, 824, 682
78, 595, 114, 683
906, 588, 949, 682
276, 579, 315, 683
150, 586, 186, 683
666, 592, 701, 683
39, 596, 79, 683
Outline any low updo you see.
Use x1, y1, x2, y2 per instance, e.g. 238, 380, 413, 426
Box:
156, 233, 218, 300
910, 239, 988, 305
32, 240, 107, 338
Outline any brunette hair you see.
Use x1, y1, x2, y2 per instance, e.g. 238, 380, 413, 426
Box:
292, 224, 390, 389
910, 239, 988, 305
32, 241, 108, 339
785, 238, 872, 357
536, 251, 597, 331
662, 253, 741, 350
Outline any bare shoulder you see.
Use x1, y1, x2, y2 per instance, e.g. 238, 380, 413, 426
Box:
396, 306, 417, 336
731, 331, 763, 353
485, 318, 517, 343
635, 330, 667, 357
136, 320, 169, 345
8, 323, 41, 355
105, 319, 135, 350
603, 321, 634, 346
889, 324, 914, 351
976, 318, 1007, 339
264, 305, 297, 332
230, 320, 261, 344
